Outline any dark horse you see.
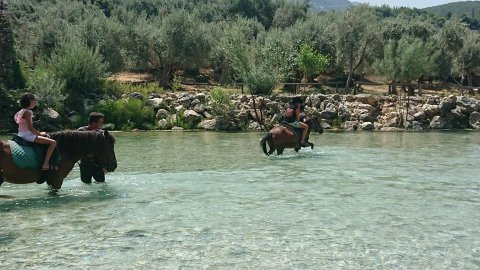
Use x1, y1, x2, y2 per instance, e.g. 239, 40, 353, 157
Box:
260, 116, 323, 155
0, 130, 117, 191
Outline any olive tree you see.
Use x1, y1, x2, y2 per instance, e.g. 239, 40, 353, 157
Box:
335, 5, 382, 92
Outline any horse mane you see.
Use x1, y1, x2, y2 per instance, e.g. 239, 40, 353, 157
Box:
49, 130, 107, 157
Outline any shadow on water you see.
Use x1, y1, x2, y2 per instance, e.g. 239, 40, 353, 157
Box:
0, 184, 119, 212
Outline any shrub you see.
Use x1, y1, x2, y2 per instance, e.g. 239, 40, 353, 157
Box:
96, 98, 154, 130
49, 41, 108, 110
26, 66, 66, 111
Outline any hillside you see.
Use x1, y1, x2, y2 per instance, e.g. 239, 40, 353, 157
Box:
424, 1, 480, 17
309, 0, 352, 12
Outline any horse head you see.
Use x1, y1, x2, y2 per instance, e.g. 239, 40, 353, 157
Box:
92, 130, 117, 172
306, 116, 324, 134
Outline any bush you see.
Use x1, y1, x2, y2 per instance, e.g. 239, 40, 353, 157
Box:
26, 66, 66, 111
96, 98, 154, 130
297, 44, 330, 81
245, 65, 278, 95
49, 41, 108, 110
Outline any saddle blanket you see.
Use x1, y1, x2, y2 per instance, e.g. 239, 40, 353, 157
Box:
8, 139, 60, 170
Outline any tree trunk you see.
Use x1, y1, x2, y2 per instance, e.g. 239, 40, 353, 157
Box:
467, 72, 473, 87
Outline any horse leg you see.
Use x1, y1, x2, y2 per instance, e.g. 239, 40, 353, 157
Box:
0, 172, 4, 186
277, 148, 285, 155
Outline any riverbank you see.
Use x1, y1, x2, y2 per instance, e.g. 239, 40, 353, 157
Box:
116, 91, 480, 132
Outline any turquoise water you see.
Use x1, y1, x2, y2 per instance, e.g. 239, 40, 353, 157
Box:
1, 131, 479, 269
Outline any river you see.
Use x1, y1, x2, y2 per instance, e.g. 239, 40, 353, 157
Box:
1, 131, 479, 269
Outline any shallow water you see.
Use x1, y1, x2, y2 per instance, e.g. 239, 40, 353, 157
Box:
1, 131, 479, 269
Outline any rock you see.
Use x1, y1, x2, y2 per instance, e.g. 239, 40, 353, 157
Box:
359, 122, 374, 131
183, 110, 203, 123
430, 116, 447, 129
178, 96, 191, 108
198, 119, 217, 130
129, 92, 144, 100
337, 104, 351, 121
411, 121, 424, 131
320, 121, 331, 129
174, 105, 185, 114
426, 96, 437, 105
439, 96, 457, 117
332, 94, 341, 102
45, 108, 60, 122
171, 126, 184, 131
470, 112, 480, 129
157, 119, 170, 130
195, 93, 207, 102
355, 94, 377, 106
193, 103, 206, 113
342, 121, 359, 131
248, 121, 262, 130
360, 113, 375, 123
191, 99, 201, 107
380, 127, 400, 132
413, 111, 426, 121
422, 104, 440, 119
146, 98, 164, 109
102, 123, 115, 131
320, 103, 337, 119
156, 109, 169, 120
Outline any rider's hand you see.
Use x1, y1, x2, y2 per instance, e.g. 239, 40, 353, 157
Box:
40, 131, 47, 136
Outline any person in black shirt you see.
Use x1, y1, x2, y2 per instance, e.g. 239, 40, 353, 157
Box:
78, 112, 105, 184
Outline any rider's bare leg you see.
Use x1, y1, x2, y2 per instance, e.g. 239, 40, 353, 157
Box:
300, 123, 308, 144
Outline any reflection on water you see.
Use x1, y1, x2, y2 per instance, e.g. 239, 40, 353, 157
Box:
1, 131, 480, 269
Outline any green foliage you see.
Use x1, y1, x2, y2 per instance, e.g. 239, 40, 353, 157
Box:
335, 5, 383, 90
0, 11, 25, 89
25, 66, 66, 111
103, 81, 164, 98
170, 74, 182, 92
49, 41, 108, 110
209, 87, 241, 130
96, 98, 155, 130
171, 113, 197, 130
297, 44, 330, 81
375, 38, 439, 84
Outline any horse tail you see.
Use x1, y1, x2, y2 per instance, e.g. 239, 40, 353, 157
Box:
260, 133, 273, 156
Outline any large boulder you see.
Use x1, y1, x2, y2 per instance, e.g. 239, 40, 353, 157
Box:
156, 109, 169, 120
193, 103, 206, 113
146, 98, 164, 109
413, 111, 426, 121
45, 108, 61, 123
342, 121, 359, 131
469, 111, 480, 129
320, 103, 337, 119
422, 104, 440, 119
429, 116, 447, 129
359, 122, 374, 131
183, 110, 203, 123
439, 96, 457, 117
157, 119, 171, 130
198, 119, 217, 130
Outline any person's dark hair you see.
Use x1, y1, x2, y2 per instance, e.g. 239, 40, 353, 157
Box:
89, 112, 104, 124
20, 94, 36, 108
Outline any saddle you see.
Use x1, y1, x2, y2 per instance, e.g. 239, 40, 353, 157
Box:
9, 134, 61, 170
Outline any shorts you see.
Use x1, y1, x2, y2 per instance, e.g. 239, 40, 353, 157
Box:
18, 132, 37, 142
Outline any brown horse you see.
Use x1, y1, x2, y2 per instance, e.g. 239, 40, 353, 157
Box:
260, 117, 323, 155
0, 130, 117, 191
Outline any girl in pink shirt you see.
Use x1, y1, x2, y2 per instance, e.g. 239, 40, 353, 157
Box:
14, 94, 57, 170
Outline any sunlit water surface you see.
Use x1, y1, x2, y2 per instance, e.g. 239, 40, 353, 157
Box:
1, 131, 479, 269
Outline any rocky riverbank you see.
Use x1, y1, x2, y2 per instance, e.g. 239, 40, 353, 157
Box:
129, 92, 480, 131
